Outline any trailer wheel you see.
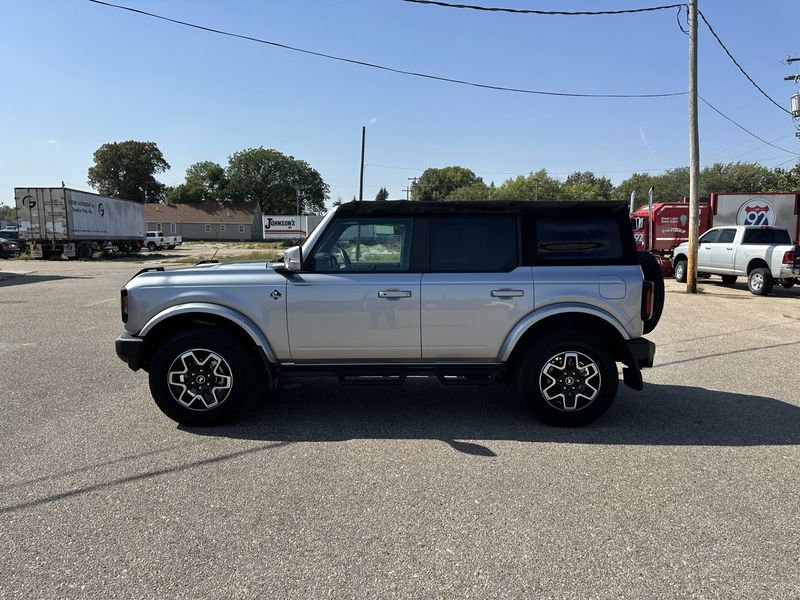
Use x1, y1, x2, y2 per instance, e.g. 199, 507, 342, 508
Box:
747, 267, 773, 296
148, 328, 257, 426
638, 252, 664, 334
721, 275, 738, 285
674, 259, 687, 283
517, 332, 618, 426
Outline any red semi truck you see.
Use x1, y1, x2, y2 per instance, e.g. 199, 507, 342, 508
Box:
631, 201, 713, 277
632, 192, 800, 277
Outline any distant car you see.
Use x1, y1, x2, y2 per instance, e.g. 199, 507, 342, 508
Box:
0, 236, 20, 258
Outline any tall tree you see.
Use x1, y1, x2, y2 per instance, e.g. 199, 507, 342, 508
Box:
411, 166, 483, 201
0, 204, 16, 221
87, 140, 170, 202
560, 171, 613, 200
446, 181, 493, 201
225, 147, 329, 214
375, 187, 389, 202
494, 169, 560, 201
166, 161, 228, 204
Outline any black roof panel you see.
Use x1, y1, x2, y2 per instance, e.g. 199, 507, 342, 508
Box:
335, 200, 630, 217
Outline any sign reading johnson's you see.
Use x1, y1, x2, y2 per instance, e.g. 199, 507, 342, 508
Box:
262, 215, 308, 240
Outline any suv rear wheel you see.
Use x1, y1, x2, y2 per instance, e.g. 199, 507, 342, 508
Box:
148, 328, 257, 425
517, 332, 618, 426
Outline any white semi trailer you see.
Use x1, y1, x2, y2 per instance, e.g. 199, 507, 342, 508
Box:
14, 186, 145, 258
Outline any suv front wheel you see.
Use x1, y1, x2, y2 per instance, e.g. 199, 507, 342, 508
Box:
517, 332, 618, 426
148, 328, 256, 426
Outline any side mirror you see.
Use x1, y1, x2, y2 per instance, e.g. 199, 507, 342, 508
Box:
282, 245, 303, 272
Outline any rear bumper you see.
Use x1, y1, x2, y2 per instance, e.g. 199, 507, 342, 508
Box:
626, 337, 655, 369
115, 332, 144, 371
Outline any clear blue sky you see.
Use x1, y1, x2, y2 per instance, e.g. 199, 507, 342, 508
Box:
1, 0, 798, 208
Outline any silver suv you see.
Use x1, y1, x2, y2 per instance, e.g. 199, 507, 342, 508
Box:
115, 201, 660, 426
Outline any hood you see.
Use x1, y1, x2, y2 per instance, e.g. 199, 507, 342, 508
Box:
125, 260, 287, 290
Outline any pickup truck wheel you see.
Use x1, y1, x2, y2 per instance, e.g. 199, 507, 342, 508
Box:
674, 259, 687, 283
517, 333, 618, 426
638, 252, 664, 334
148, 328, 255, 426
747, 268, 773, 296
147, 242, 156, 251
721, 275, 738, 285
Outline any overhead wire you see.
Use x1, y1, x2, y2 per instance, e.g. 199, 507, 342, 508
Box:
87, 0, 686, 99
399, 0, 685, 16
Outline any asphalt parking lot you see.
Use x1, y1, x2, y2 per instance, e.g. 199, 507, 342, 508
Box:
1, 258, 799, 599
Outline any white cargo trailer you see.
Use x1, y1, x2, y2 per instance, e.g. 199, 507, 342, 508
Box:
14, 186, 145, 258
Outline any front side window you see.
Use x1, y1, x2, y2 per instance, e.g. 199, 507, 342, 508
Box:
309, 218, 412, 272
699, 230, 720, 244
430, 217, 517, 272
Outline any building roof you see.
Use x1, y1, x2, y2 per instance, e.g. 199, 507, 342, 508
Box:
145, 201, 257, 224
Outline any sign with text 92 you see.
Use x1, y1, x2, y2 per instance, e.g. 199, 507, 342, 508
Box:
262, 215, 308, 240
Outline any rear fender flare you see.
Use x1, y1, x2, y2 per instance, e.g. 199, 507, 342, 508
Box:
496, 303, 630, 363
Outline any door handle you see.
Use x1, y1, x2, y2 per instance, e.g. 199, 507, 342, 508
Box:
726, 247, 733, 250
378, 290, 412, 299
491, 289, 524, 298
704, 246, 711, 250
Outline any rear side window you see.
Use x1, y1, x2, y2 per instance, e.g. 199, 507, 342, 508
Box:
430, 217, 517, 272
716, 229, 736, 244
742, 228, 792, 245
535, 218, 623, 263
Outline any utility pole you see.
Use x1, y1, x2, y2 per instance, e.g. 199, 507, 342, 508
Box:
784, 57, 800, 138
686, 0, 700, 294
407, 177, 418, 201
402, 187, 411, 201
358, 126, 366, 202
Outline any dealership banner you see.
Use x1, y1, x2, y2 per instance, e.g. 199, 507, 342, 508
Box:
262, 215, 308, 240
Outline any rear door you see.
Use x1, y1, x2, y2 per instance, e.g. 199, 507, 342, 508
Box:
421, 216, 533, 360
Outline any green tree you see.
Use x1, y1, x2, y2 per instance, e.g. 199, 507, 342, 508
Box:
560, 171, 613, 200
375, 187, 389, 202
771, 161, 800, 192
494, 169, 561, 201
225, 147, 329, 214
87, 140, 170, 202
411, 166, 482, 201
445, 181, 493, 201
700, 162, 779, 195
166, 161, 228, 204
0, 204, 16, 221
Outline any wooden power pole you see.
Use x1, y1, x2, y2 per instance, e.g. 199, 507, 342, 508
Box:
687, 0, 700, 293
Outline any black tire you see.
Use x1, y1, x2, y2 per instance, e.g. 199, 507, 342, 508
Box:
147, 242, 156, 251
747, 267, 773, 296
638, 252, 664, 335
516, 332, 619, 426
148, 328, 258, 425
674, 259, 687, 283
721, 275, 738, 285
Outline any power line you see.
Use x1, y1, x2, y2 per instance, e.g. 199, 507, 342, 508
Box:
698, 95, 800, 155
88, 0, 686, 99
697, 10, 790, 115
400, 0, 685, 16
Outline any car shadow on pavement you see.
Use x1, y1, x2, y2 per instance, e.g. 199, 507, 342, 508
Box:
0, 273, 92, 287
182, 380, 800, 452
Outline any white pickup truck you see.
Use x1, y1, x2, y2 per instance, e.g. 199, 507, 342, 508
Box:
145, 231, 182, 251
672, 225, 800, 295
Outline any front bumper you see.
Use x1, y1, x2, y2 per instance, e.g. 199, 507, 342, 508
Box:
626, 337, 655, 369
115, 332, 144, 371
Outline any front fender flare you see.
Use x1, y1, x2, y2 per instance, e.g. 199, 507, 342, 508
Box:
139, 302, 276, 364
496, 303, 630, 363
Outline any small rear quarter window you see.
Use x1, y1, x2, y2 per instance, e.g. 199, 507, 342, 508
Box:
535, 218, 623, 263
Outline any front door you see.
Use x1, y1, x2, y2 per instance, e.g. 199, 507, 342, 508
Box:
697, 228, 719, 271
286, 217, 421, 361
